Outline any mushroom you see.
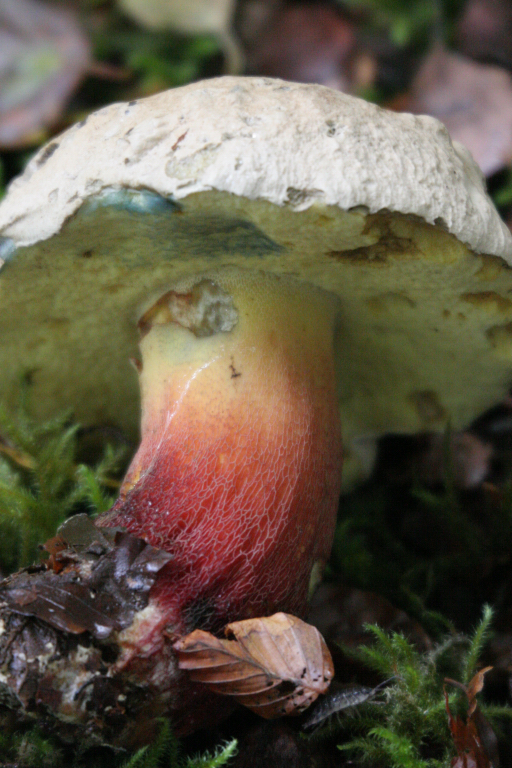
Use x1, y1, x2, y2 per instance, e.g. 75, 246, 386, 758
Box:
0, 76, 512, 735
118, 0, 242, 73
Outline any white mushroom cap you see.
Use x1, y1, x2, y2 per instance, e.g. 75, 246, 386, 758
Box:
1, 76, 512, 487
0, 76, 509, 255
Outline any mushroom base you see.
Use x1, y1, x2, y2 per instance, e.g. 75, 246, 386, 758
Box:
97, 269, 343, 635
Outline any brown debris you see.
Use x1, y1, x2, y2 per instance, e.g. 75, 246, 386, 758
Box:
0, 515, 180, 749
445, 668, 499, 768
174, 613, 334, 718
0, 514, 172, 639
0, 517, 333, 746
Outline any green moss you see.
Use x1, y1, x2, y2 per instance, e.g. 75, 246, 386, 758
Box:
0, 727, 64, 768
0, 721, 237, 768
119, 720, 236, 768
305, 606, 510, 767
341, 0, 465, 48
0, 394, 123, 574
91, 12, 221, 97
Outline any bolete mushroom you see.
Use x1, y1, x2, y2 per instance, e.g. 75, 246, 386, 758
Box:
0, 76, 512, 736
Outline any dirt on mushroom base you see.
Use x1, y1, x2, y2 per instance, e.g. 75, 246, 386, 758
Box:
0, 517, 235, 747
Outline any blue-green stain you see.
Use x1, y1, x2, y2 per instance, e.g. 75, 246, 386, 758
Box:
76, 192, 284, 259
82, 189, 180, 215
169, 217, 283, 258
0, 237, 16, 264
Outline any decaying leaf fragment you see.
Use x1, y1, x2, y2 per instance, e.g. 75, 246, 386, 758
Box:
0, 0, 91, 148
0, 514, 182, 749
444, 667, 499, 768
397, 44, 512, 176
174, 612, 334, 718
0, 513, 172, 639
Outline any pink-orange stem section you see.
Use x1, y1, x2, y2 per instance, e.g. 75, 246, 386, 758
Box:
98, 270, 343, 633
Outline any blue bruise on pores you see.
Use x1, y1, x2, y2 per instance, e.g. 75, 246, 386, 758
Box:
80, 189, 284, 260
80, 188, 180, 216
0, 237, 16, 265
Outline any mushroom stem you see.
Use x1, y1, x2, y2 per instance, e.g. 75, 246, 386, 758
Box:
97, 269, 343, 632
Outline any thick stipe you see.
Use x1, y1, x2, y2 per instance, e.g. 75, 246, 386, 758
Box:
98, 270, 343, 632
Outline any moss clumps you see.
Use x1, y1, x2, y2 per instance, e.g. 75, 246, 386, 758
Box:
119, 722, 237, 768
305, 606, 512, 766
0, 721, 237, 768
0, 404, 511, 766
0, 394, 122, 574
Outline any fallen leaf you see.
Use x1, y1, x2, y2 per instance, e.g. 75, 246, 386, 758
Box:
239, 3, 359, 91
395, 44, 512, 176
457, 0, 512, 69
444, 668, 498, 768
0, 0, 91, 148
0, 514, 172, 639
174, 612, 334, 718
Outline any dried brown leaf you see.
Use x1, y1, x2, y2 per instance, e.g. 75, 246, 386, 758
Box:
0, 515, 172, 639
466, 667, 493, 714
0, 0, 90, 148
240, 3, 358, 91
444, 668, 495, 768
457, 0, 512, 69
396, 44, 512, 176
174, 612, 334, 718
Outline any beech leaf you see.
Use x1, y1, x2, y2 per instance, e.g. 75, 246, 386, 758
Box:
174, 612, 334, 718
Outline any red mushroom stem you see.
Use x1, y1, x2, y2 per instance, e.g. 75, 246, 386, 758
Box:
97, 269, 342, 636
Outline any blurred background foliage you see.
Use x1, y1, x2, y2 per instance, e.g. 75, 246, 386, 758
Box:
3, 0, 512, 765
3, 0, 512, 191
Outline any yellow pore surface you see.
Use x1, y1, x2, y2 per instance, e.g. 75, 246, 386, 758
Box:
2, 191, 512, 487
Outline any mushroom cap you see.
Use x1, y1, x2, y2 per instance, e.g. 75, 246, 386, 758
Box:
118, 0, 235, 35
1, 75, 512, 487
